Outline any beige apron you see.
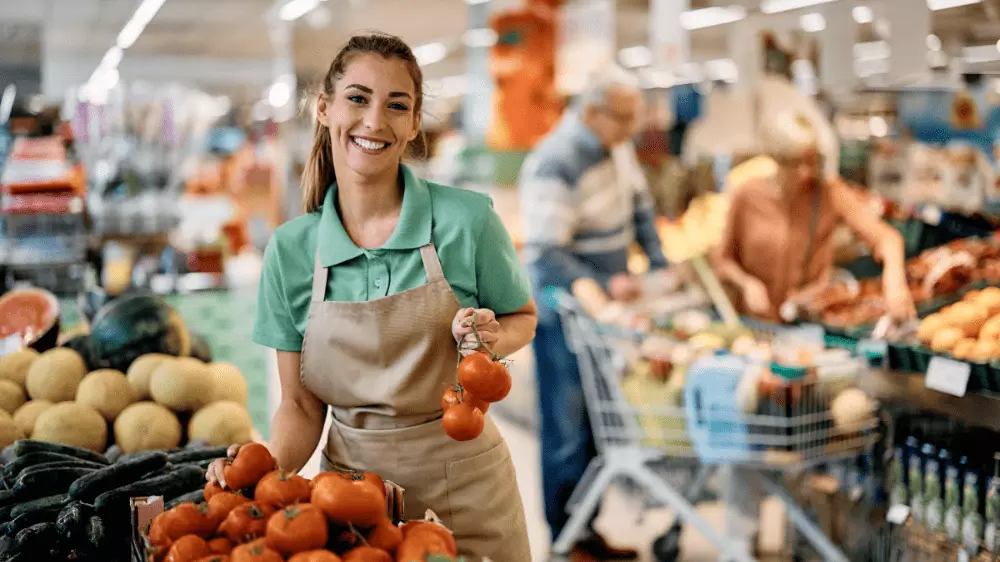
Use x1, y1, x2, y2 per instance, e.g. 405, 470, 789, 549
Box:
300, 242, 531, 561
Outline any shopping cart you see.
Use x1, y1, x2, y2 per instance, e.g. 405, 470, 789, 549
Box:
548, 288, 882, 562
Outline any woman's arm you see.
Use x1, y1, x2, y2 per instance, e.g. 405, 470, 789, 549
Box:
270, 350, 327, 474
494, 300, 538, 357
831, 180, 914, 318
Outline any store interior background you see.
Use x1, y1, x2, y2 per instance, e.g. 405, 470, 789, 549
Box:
6, 0, 1000, 560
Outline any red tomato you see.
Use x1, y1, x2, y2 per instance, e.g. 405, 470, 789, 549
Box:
219, 503, 275, 544
287, 551, 344, 562
311, 471, 386, 527
230, 539, 283, 562
365, 516, 402, 554
264, 504, 328, 556
441, 403, 485, 441
208, 492, 251, 523
457, 351, 511, 403
223, 444, 276, 491
254, 470, 312, 508
340, 546, 392, 562
165, 535, 211, 562
399, 520, 457, 557
440, 384, 489, 413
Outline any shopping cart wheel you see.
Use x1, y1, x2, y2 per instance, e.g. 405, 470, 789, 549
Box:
651, 522, 682, 562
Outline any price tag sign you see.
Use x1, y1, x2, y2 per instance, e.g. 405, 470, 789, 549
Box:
887, 504, 911, 525
925, 356, 971, 397
0, 334, 22, 358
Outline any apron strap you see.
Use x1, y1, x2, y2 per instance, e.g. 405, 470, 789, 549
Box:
419, 243, 445, 283
312, 247, 329, 303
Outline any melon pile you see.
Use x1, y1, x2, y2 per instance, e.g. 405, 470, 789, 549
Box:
0, 348, 253, 454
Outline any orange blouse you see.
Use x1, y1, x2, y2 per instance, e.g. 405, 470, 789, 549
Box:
715, 176, 888, 320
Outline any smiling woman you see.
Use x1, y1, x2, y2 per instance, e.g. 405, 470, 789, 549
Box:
213, 32, 537, 562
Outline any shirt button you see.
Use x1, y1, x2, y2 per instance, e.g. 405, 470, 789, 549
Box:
374, 278, 383, 288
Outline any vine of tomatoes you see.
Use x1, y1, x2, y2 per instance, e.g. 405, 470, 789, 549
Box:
441, 314, 512, 442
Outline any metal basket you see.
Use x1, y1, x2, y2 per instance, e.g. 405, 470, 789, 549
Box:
549, 288, 880, 562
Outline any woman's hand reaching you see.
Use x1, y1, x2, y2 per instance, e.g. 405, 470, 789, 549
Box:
452, 308, 500, 357
204, 444, 242, 489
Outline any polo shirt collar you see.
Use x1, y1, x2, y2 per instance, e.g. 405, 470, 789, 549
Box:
317, 164, 432, 267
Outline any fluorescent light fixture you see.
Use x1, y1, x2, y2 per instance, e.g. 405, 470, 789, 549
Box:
413, 42, 447, 66
928, 0, 981, 9
465, 0, 490, 4
760, 0, 837, 14
679, 6, 746, 30
927, 34, 942, 51
852, 5, 874, 23
800, 13, 826, 32
463, 28, 498, 48
618, 46, 652, 68
102, 47, 123, 68
279, 0, 320, 21
116, 0, 166, 48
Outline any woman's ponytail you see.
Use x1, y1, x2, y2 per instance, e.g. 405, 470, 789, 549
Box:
301, 121, 335, 214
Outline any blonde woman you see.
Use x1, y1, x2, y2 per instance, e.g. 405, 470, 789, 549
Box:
712, 112, 915, 322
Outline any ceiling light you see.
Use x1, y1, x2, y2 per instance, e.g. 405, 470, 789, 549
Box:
679, 6, 746, 30
102, 47, 123, 68
463, 28, 498, 48
852, 5, 874, 23
116, 0, 166, 48
413, 42, 447, 66
268, 82, 291, 107
279, 0, 320, 21
465, 0, 490, 4
927, 34, 942, 51
927, 0, 981, 9
800, 13, 826, 32
760, 0, 837, 15
618, 46, 652, 68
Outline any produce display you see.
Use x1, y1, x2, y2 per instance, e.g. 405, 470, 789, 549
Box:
0, 438, 227, 560
917, 287, 1000, 362
808, 236, 1000, 330
146, 443, 470, 562
442, 318, 511, 443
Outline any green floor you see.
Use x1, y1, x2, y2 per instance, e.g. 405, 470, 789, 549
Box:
59, 290, 271, 438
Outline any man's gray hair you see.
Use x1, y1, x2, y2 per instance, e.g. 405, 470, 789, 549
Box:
575, 64, 641, 110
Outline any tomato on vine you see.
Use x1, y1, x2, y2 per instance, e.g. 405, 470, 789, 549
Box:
454, 316, 512, 403
442, 403, 485, 441
441, 384, 489, 413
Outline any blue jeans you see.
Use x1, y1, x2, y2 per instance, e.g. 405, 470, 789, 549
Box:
533, 300, 597, 541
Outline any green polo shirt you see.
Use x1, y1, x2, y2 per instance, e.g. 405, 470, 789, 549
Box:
252, 165, 532, 352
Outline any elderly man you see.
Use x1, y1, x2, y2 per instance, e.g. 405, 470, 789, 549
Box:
518, 66, 667, 559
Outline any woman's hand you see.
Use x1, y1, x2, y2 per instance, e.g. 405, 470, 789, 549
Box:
452, 308, 500, 357
741, 277, 773, 316
205, 444, 242, 488
884, 276, 917, 321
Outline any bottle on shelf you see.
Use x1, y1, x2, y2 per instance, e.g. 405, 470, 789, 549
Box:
909, 437, 925, 524
927, 447, 949, 533
947, 455, 969, 543
962, 460, 984, 554
985, 453, 1000, 554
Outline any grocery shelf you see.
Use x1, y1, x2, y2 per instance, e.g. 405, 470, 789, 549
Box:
860, 368, 1000, 433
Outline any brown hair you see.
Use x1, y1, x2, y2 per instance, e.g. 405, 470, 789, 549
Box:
301, 32, 424, 213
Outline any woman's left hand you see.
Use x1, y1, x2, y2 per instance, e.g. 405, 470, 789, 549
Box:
885, 277, 917, 321
452, 308, 500, 357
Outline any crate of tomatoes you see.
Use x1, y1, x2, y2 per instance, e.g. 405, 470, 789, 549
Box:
135, 443, 470, 562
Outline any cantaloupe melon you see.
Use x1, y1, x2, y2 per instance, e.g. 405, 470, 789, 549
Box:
32, 402, 107, 452
0, 348, 38, 388
13, 400, 53, 437
114, 402, 182, 453
0, 415, 23, 449
188, 401, 253, 446
126, 354, 172, 400
76, 369, 136, 421
149, 357, 212, 412
25, 348, 87, 402
0, 380, 26, 415
208, 362, 248, 405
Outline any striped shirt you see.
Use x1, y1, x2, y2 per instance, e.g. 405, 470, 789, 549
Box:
517, 111, 667, 293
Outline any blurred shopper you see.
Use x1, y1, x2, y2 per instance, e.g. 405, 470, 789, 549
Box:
518, 66, 667, 559
208, 33, 536, 562
713, 111, 915, 323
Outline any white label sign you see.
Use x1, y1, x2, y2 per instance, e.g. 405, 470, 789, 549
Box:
926, 356, 971, 397
887, 504, 911, 525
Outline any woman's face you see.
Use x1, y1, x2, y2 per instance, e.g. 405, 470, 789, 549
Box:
317, 53, 421, 179
777, 146, 820, 191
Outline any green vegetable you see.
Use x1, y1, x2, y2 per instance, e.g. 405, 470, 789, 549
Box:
14, 459, 104, 482
13, 467, 97, 496
9, 494, 68, 520
93, 465, 204, 512
2, 452, 82, 486
55, 502, 92, 543
69, 451, 168, 502
165, 447, 229, 465
13, 522, 54, 555
86, 516, 104, 551
164, 489, 204, 510
11, 441, 109, 466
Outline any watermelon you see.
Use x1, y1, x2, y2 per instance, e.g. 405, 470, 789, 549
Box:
0, 287, 61, 353
84, 294, 191, 373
